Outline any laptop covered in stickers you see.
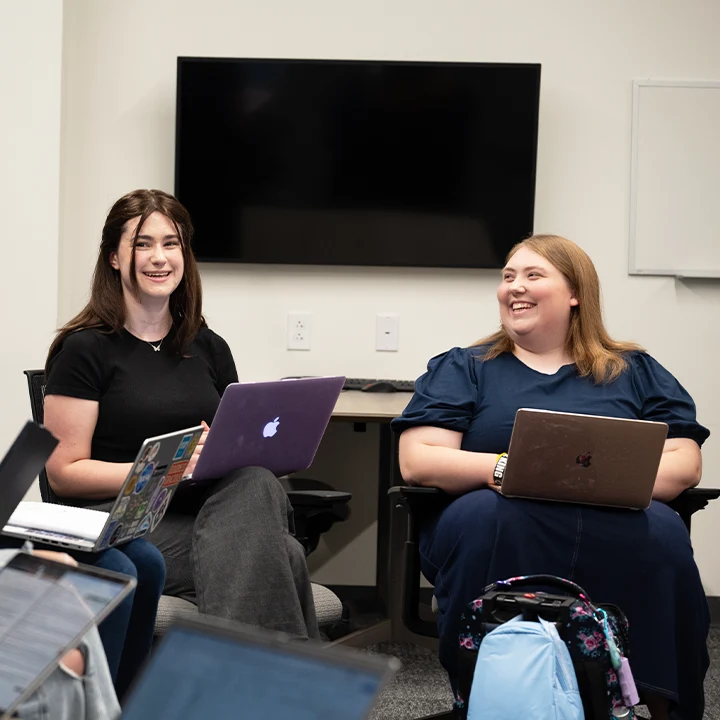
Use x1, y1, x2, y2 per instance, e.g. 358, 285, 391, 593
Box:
3, 425, 203, 552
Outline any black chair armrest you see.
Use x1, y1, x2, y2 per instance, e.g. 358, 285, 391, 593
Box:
389, 485, 452, 527
285, 489, 352, 507
280, 476, 351, 509
392, 486, 445, 498
666, 487, 720, 532
281, 479, 352, 555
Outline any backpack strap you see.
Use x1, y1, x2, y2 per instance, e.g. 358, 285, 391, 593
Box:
487, 574, 593, 603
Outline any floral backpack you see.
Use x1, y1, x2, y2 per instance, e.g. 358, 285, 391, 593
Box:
455, 575, 636, 719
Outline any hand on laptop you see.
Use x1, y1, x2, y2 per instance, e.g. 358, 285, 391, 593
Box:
184, 420, 210, 477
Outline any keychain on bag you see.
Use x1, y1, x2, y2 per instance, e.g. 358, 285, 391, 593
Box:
596, 608, 639, 715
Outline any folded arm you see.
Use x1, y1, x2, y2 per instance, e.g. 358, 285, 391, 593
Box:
653, 437, 702, 502
399, 428, 702, 503
398, 426, 499, 495
43, 395, 132, 499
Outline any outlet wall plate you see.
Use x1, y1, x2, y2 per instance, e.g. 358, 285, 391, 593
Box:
287, 312, 312, 350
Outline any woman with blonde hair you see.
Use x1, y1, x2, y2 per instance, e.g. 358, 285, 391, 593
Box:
393, 235, 709, 719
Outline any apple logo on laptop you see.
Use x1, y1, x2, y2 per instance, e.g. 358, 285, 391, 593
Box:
263, 417, 280, 438
576, 452, 592, 468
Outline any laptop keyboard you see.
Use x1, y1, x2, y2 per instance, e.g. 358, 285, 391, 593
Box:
281, 377, 416, 393
343, 378, 416, 392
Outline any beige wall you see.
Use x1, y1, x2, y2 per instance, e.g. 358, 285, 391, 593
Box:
0, 0, 63, 502
19, 0, 720, 587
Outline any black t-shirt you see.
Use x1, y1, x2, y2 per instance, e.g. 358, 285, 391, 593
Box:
45, 324, 238, 475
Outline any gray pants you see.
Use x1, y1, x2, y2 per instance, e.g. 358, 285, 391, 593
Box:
15, 626, 120, 720
147, 466, 319, 638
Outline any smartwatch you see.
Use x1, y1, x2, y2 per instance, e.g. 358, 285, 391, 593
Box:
493, 453, 508, 486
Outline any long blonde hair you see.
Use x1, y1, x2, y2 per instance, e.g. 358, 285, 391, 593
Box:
473, 234, 642, 383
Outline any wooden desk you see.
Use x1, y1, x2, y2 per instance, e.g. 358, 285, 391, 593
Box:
332, 390, 411, 422
330, 390, 413, 647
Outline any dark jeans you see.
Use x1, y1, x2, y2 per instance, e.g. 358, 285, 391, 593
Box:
419, 490, 709, 719
89, 539, 166, 698
0, 537, 165, 700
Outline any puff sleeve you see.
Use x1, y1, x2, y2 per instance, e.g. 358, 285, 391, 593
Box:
391, 347, 478, 435
630, 352, 709, 446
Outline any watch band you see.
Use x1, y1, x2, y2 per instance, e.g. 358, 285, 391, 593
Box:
493, 452, 508, 486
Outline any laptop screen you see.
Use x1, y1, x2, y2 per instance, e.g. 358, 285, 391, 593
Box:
0, 422, 58, 529
122, 625, 388, 719
0, 553, 134, 712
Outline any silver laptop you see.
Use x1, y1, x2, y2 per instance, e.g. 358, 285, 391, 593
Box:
186, 376, 345, 485
4, 426, 203, 552
0, 551, 135, 719
500, 408, 668, 510
121, 614, 399, 720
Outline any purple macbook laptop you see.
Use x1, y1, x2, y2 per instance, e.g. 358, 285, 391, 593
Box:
186, 376, 345, 484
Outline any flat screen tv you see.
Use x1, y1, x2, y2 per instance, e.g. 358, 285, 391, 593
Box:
175, 58, 541, 269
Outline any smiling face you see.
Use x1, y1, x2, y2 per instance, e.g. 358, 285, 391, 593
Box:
497, 246, 578, 349
109, 211, 185, 304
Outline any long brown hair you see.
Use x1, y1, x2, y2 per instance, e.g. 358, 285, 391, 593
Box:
47, 189, 204, 368
473, 234, 642, 383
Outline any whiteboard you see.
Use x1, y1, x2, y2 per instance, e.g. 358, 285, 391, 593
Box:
629, 79, 720, 278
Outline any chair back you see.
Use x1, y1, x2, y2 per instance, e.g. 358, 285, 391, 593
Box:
23, 369, 61, 503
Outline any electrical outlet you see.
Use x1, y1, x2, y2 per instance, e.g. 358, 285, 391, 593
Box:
287, 313, 312, 351
376, 314, 399, 352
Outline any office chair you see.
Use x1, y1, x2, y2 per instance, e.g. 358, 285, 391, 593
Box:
389, 483, 720, 720
24, 369, 352, 637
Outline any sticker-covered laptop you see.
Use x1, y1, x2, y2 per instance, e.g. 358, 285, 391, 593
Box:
4, 425, 203, 552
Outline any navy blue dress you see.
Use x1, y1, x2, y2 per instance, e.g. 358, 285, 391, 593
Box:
392, 347, 710, 719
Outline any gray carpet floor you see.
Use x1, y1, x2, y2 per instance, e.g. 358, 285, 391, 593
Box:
364, 627, 720, 719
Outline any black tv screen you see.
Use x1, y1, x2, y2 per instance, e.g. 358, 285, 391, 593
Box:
175, 58, 541, 269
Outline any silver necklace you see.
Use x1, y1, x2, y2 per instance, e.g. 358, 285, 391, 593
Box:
125, 325, 169, 353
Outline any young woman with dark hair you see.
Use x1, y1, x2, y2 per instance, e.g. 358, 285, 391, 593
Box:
43, 190, 319, 643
